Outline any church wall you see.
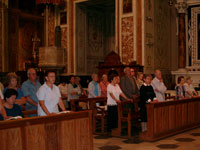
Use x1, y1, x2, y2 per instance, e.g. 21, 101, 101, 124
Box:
143, 0, 178, 89
7, 9, 19, 71
0, 9, 2, 71
119, 0, 144, 66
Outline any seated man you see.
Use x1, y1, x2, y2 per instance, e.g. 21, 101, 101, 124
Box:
151, 69, 167, 102
0, 89, 24, 120
37, 70, 66, 116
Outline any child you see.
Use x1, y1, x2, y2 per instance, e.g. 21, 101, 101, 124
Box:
140, 74, 156, 132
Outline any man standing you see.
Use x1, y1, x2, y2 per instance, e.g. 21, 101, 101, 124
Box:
37, 70, 66, 116
151, 69, 167, 102
120, 67, 139, 99
21, 68, 41, 113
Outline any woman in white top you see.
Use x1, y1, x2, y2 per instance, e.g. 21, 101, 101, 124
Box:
107, 74, 131, 133
184, 77, 198, 98
37, 70, 66, 116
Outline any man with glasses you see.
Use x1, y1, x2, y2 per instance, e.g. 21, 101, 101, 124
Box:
21, 68, 41, 114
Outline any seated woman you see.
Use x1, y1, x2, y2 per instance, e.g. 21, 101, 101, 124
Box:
140, 74, 156, 132
184, 77, 198, 98
0, 89, 24, 120
107, 74, 131, 133
4, 72, 26, 107
37, 70, 66, 116
175, 76, 187, 100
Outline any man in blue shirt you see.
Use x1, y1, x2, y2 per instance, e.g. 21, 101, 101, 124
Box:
21, 68, 41, 114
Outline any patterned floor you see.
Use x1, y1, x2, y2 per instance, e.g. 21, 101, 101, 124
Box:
94, 127, 200, 150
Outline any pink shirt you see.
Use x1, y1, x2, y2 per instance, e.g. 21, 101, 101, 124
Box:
99, 81, 109, 97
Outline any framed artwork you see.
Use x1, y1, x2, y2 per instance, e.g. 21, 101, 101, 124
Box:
123, 0, 132, 14
60, 11, 67, 25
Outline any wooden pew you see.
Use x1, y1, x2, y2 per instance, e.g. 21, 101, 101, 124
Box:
22, 110, 37, 118
70, 97, 107, 134
142, 97, 200, 141
112, 100, 140, 138
70, 98, 90, 111
89, 97, 107, 134
0, 110, 93, 150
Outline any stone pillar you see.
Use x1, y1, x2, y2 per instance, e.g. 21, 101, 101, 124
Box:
175, 1, 187, 68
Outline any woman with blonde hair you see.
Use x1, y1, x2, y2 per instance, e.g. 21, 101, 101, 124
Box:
3, 72, 26, 107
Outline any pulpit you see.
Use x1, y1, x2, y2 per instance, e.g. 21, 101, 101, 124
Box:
38, 46, 65, 70
97, 51, 143, 77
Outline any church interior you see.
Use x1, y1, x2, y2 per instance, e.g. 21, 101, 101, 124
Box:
0, 0, 200, 150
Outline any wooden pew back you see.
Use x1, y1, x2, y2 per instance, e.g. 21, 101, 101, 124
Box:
0, 111, 93, 150
143, 97, 200, 141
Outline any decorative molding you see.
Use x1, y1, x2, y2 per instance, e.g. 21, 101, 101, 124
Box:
191, 7, 200, 66
175, 2, 188, 13
121, 16, 134, 65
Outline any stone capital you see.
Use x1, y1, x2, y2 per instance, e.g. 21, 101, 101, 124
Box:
175, 2, 188, 13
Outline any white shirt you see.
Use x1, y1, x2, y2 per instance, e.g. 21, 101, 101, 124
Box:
37, 83, 61, 116
184, 83, 195, 98
151, 77, 167, 102
58, 83, 68, 95
107, 84, 122, 105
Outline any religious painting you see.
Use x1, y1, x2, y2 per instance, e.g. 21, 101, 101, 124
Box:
60, 11, 67, 25
123, 0, 132, 14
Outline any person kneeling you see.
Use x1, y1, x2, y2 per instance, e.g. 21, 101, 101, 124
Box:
37, 70, 66, 116
140, 74, 156, 132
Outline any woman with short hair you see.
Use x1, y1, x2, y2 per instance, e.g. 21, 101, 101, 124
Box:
3, 72, 26, 106
0, 89, 24, 120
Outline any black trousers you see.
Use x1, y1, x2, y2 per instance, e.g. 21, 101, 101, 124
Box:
107, 105, 118, 132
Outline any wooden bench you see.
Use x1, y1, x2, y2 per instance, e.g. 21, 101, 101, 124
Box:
112, 99, 140, 138
70, 97, 107, 134
90, 97, 107, 134
22, 110, 37, 117
0, 110, 93, 150
70, 98, 90, 111
142, 97, 200, 141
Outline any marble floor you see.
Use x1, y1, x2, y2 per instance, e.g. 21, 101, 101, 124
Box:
93, 127, 200, 150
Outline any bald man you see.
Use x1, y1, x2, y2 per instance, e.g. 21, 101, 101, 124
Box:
21, 68, 41, 113
151, 70, 167, 102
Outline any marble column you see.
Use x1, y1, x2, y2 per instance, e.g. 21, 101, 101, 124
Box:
175, 2, 187, 68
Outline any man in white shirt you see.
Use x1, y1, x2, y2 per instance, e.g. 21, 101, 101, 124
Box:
37, 70, 66, 116
151, 70, 167, 102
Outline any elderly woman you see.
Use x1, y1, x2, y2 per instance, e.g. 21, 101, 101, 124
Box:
99, 74, 109, 97
184, 77, 198, 98
136, 72, 144, 89
3, 73, 26, 106
0, 89, 24, 120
